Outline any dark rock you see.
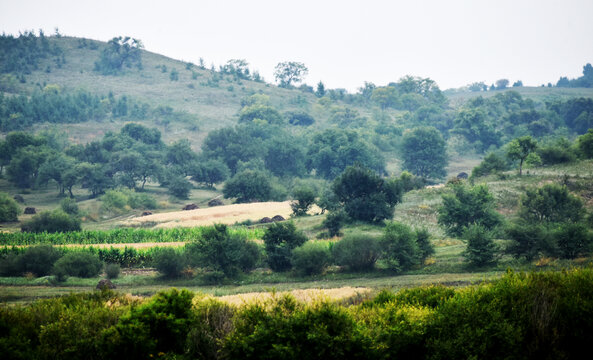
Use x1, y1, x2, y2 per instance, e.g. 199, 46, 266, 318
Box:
208, 198, 224, 207
141, 211, 152, 216
259, 217, 273, 224
271, 215, 285, 222
457, 172, 469, 179
24, 207, 36, 214
96, 279, 116, 290
182, 204, 199, 210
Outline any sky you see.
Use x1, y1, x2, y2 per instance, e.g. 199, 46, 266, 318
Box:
1, 0, 593, 92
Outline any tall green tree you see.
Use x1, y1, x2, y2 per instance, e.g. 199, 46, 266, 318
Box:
222, 169, 273, 203
401, 127, 448, 179
274, 61, 308, 88
518, 183, 584, 224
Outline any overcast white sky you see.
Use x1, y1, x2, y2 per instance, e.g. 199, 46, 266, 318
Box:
1, 0, 592, 91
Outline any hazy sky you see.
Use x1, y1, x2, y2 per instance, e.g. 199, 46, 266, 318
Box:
1, 0, 592, 91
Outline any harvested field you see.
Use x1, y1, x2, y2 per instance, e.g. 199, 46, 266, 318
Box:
122, 201, 320, 228
213, 287, 372, 306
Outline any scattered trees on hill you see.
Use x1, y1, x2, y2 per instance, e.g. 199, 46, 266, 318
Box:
0, 30, 62, 76
401, 127, 448, 179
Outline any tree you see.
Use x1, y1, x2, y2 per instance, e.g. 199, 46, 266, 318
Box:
315, 81, 326, 97
332, 165, 402, 223
274, 61, 308, 88
380, 222, 421, 272
401, 127, 448, 179
577, 128, 593, 158
495, 79, 509, 90
168, 175, 192, 199
512, 80, 523, 87
0, 192, 19, 222
238, 104, 283, 125
371, 86, 399, 109
190, 159, 229, 188
506, 136, 537, 175
222, 169, 273, 203
452, 108, 500, 152
471, 153, 508, 178
553, 223, 592, 259
263, 222, 307, 272
518, 184, 584, 224
264, 137, 307, 177
462, 224, 498, 267
290, 186, 317, 216
21, 209, 81, 233
37, 153, 77, 195
438, 184, 502, 237
94, 36, 143, 75
285, 111, 315, 126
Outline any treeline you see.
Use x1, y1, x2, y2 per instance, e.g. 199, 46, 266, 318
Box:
1, 269, 592, 359
556, 63, 593, 88
0, 86, 197, 131
0, 30, 63, 76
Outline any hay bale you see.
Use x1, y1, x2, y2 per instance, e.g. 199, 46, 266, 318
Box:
24, 207, 36, 214
182, 204, 199, 211
208, 198, 224, 207
96, 279, 116, 290
457, 172, 469, 179
141, 211, 152, 216
271, 215, 285, 222
259, 217, 273, 224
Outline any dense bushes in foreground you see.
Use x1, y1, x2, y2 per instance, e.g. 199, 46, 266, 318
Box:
1, 269, 592, 359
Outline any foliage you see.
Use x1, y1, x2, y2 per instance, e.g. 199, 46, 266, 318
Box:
190, 159, 229, 187
506, 136, 538, 175
0, 30, 62, 75
60, 197, 79, 215
380, 222, 421, 272
471, 153, 508, 178
462, 224, 498, 267
577, 128, 593, 158
274, 61, 308, 88
167, 175, 192, 199
505, 221, 553, 260
104, 263, 121, 279
94, 36, 143, 75
21, 209, 81, 233
152, 247, 186, 278
285, 111, 315, 126
401, 127, 448, 179
0, 244, 63, 277
238, 104, 283, 125
52, 251, 103, 280
415, 228, 435, 261
291, 241, 331, 275
101, 188, 157, 212
332, 165, 402, 223
332, 233, 380, 271
437, 184, 502, 237
263, 222, 307, 272
553, 223, 592, 259
223, 169, 274, 203
322, 209, 349, 237
518, 183, 584, 224
186, 224, 260, 279
537, 138, 577, 165
0, 191, 20, 222
452, 108, 500, 152
290, 186, 317, 216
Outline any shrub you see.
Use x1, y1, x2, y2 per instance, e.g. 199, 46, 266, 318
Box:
470, 153, 508, 178
21, 209, 81, 233
537, 140, 576, 165
223, 169, 273, 203
104, 263, 121, 279
186, 224, 260, 279
60, 197, 79, 215
291, 241, 331, 275
18, 245, 63, 277
438, 183, 502, 237
577, 128, 593, 158
505, 221, 554, 260
332, 233, 380, 271
322, 210, 349, 237
186, 297, 235, 359
168, 176, 192, 199
462, 224, 498, 267
553, 223, 592, 259
0, 191, 20, 222
290, 186, 317, 216
263, 222, 307, 272
415, 228, 435, 262
380, 222, 421, 272
52, 251, 103, 280
153, 248, 186, 278
127, 191, 157, 209
101, 188, 157, 211
518, 183, 585, 224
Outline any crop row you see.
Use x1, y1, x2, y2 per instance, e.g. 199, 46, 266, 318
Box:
0, 226, 265, 246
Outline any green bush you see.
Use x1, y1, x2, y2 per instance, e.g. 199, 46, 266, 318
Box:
101, 188, 157, 211
332, 233, 380, 271
153, 247, 186, 278
104, 263, 121, 279
0, 191, 20, 222
577, 128, 593, 158
380, 222, 421, 272
60, 197, 79, 215
470, 153, 508, 178
518, 183, 585, 224
537, 141, 576, 165
322, 209, 349, 237
505, 221, 554, 260
186, 297, 235, 359
290, 186, 317, 216
186, 224, 261, 279
18, 245, 63, 276
553, 223, 592, 259
21, 209, 81, 233
52, 251, 103, 280
263, 222, 307, 272
415, 228, 435, 262
291, 241, 331, 275
168, 175, 192, 199
462, 224, 498, 267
